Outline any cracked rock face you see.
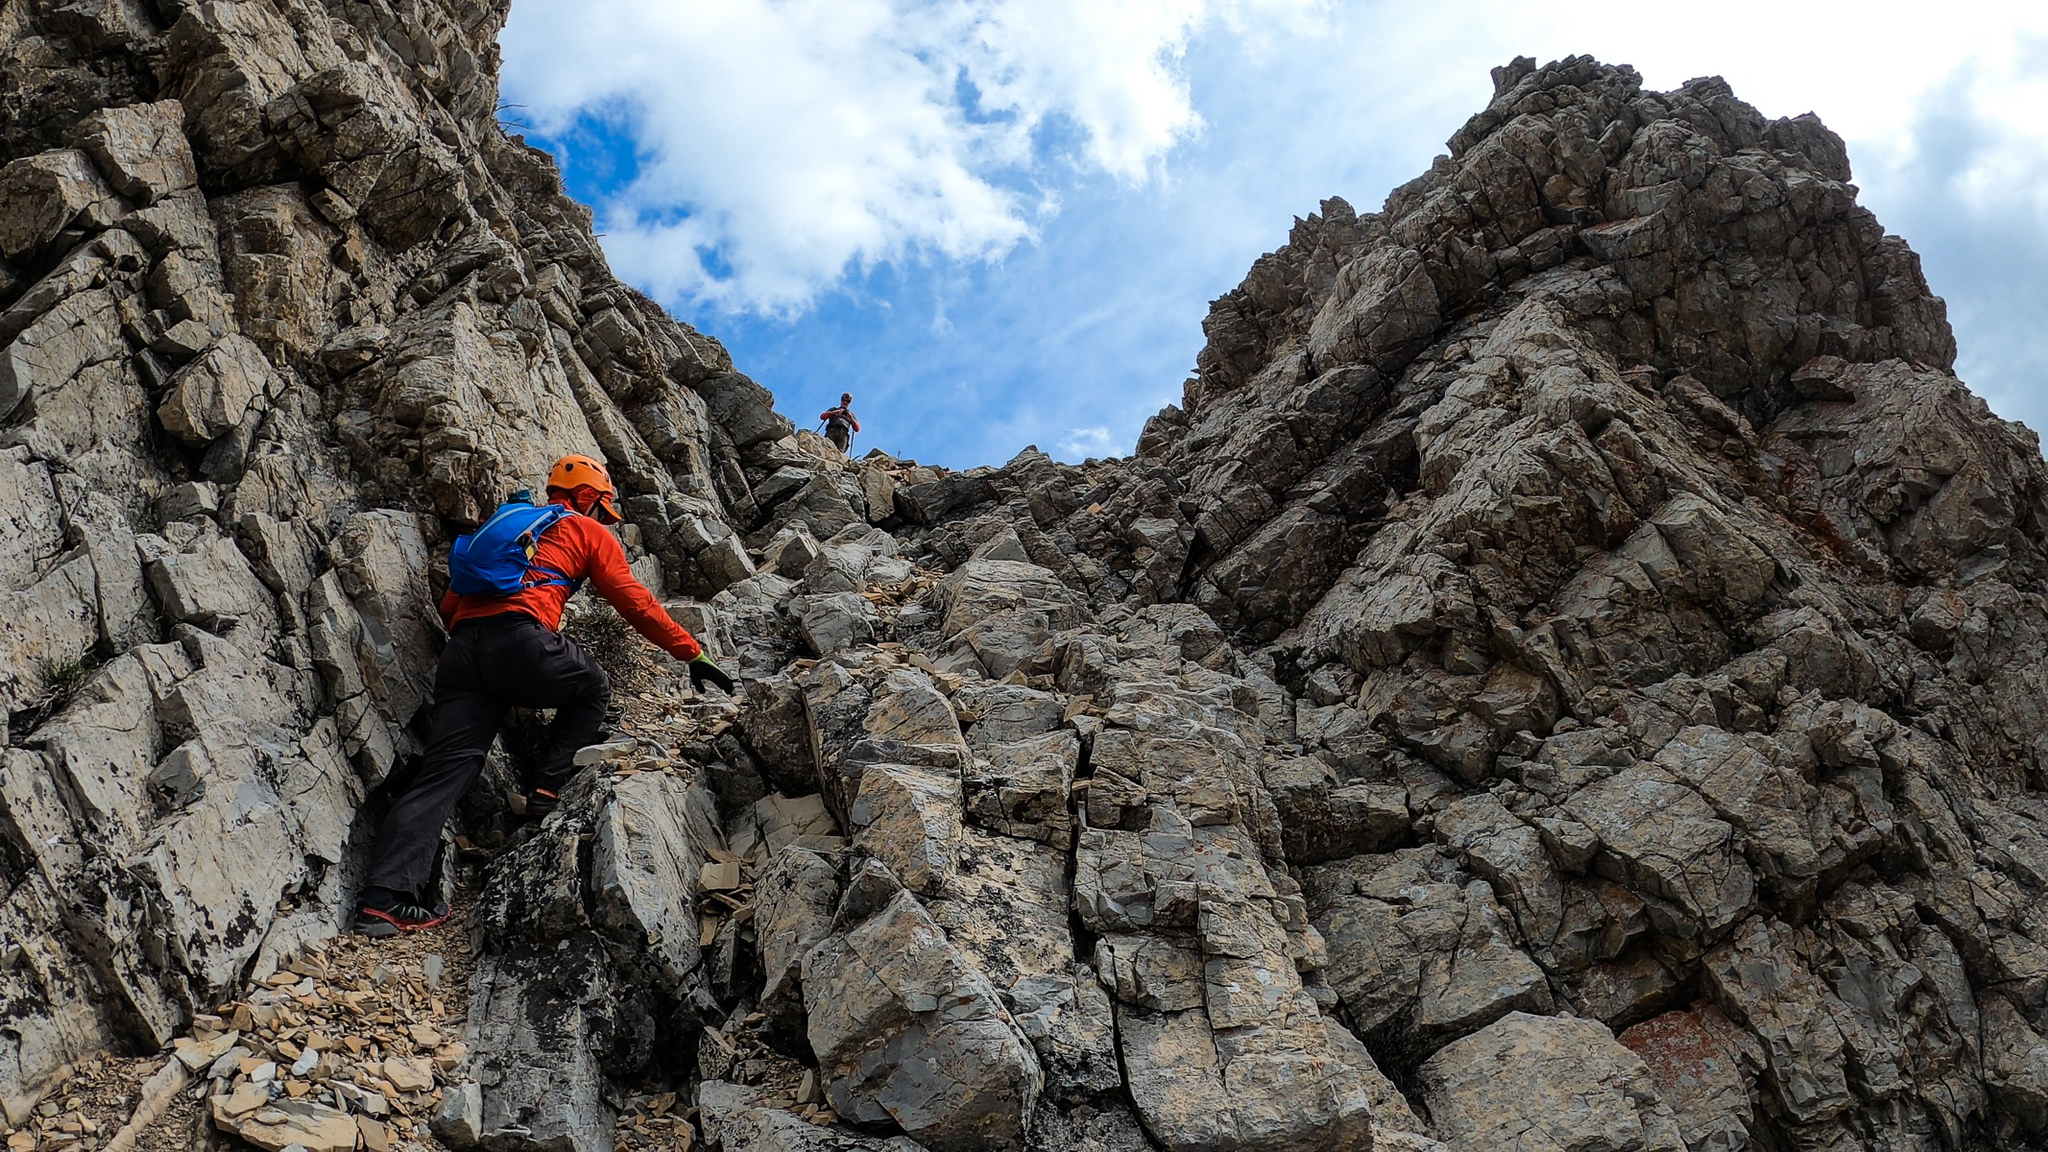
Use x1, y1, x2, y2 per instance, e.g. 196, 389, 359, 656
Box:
7, 11, 2048, 1152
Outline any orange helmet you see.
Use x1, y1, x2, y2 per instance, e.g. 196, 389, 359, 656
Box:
546, 454, 620, 524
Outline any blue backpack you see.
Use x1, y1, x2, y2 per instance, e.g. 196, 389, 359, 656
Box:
448, 502, 583, 596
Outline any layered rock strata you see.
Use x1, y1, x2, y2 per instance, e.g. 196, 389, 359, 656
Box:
5, 8, 2048, 1152
0, 0, 778, 1130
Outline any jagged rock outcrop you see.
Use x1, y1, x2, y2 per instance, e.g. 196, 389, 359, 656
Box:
827, 52, 2048, 1152
0, 0, 773, 1131
8, 6, 2048, 1152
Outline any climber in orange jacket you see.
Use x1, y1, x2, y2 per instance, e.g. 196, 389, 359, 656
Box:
819, 392, 860, 453
355, 454, 735, 936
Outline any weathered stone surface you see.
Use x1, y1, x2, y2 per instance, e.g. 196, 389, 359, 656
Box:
1419, 1012, 1687, 1152
0, 549, 104, 713
0, 879, 110, 1122
699, 1081, 925, 1151
859, 464, 897, 525
805, 528, 903, 593
1117, 998, 1375, 1152
465, 941, 616, 1152
697, 371, 792, 448
213, 1097, 359, 1152
469, 768, 728, 1152
936, 558, 1079, 678
138, 522, 280, 647
1008, 965, 1120, 1101
802, 888, 1042, 1151
0, 446, 65, 587
156, 332, 276, 444
1697, 916, 1854, 1127
1984, 996, 2048, 1132
1265, 755, 1410, 863
739, 673, 818, 793
72, 100, 197, 204
1306, 848, 1553, 1059
920, 825, 1111, 1098
958, 682, 1064, 746
762, 524, 822, 574
848, 762, 963, 896
589, 771, 723, 991
1619, 1005, 1764, 1152
0, 272, 132, 426
668, 509, 760, 592
0, 149, 120, 259
3, 628, 366, 1064
1565, 765, 1755, 944
754, 844, 841, 1025
964, 729, 1076, 848
328, 509, 439, 735
801, 657, 970, 823
431, 1081, 484, 1148
797, 590, 879, 656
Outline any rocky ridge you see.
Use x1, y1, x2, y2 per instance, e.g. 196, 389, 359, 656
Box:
3, 4, 2048, 1150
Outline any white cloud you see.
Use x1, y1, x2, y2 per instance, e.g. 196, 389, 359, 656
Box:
1858, 35, 2048, 221
500, 0, 2048, 319
1846, 48, 2048, 433
501, 0, 2048, 466
1058, 426, 1116, 458
500, 0, 1308, 313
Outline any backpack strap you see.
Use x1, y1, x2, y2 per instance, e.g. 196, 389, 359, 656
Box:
519, 506, 586, 593
525, 563, 583, 593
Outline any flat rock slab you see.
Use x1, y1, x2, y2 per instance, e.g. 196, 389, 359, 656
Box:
1305, 848, 1553, 1055
213, 1097, 359, 1152
1565, 766, 1755, 944
801, 888, 1040, 1151
1418, 1012, 1687, 1152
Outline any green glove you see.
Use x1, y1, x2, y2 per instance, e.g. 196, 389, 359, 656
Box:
689, 653, 736, 695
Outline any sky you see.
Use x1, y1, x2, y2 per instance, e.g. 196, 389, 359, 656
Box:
497, 1, 2048, 470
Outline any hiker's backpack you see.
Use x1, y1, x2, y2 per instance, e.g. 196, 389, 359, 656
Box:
448, 502, 582, 596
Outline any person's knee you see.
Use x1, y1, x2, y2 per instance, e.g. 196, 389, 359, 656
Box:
578, 663, 612, 706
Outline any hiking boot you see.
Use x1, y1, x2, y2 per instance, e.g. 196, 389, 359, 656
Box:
523, 788, 559, 820
355, 892, 451, 937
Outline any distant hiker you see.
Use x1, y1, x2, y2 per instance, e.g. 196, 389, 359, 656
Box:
354, 454, 736, 936
819, 392, 860, 453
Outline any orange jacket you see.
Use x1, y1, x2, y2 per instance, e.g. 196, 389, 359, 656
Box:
439, 499, 703, 662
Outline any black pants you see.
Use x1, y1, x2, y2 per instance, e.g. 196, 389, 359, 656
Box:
365, 613, 611, 897
826, 423, 850, 452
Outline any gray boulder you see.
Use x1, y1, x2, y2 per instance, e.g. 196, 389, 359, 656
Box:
797, 590, 880, 656
1418, 1012, 1687, 1152
802, 887, 1042, 1151
72, 100, 198, 205
1305, 849, 1554, 1058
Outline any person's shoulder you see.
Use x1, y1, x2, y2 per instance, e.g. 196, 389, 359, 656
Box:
553, 509, 615, 545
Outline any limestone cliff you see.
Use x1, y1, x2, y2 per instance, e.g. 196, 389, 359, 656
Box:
4, 5, 2048, 1151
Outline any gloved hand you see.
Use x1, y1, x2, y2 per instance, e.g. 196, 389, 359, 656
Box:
688, 653, 736, 695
